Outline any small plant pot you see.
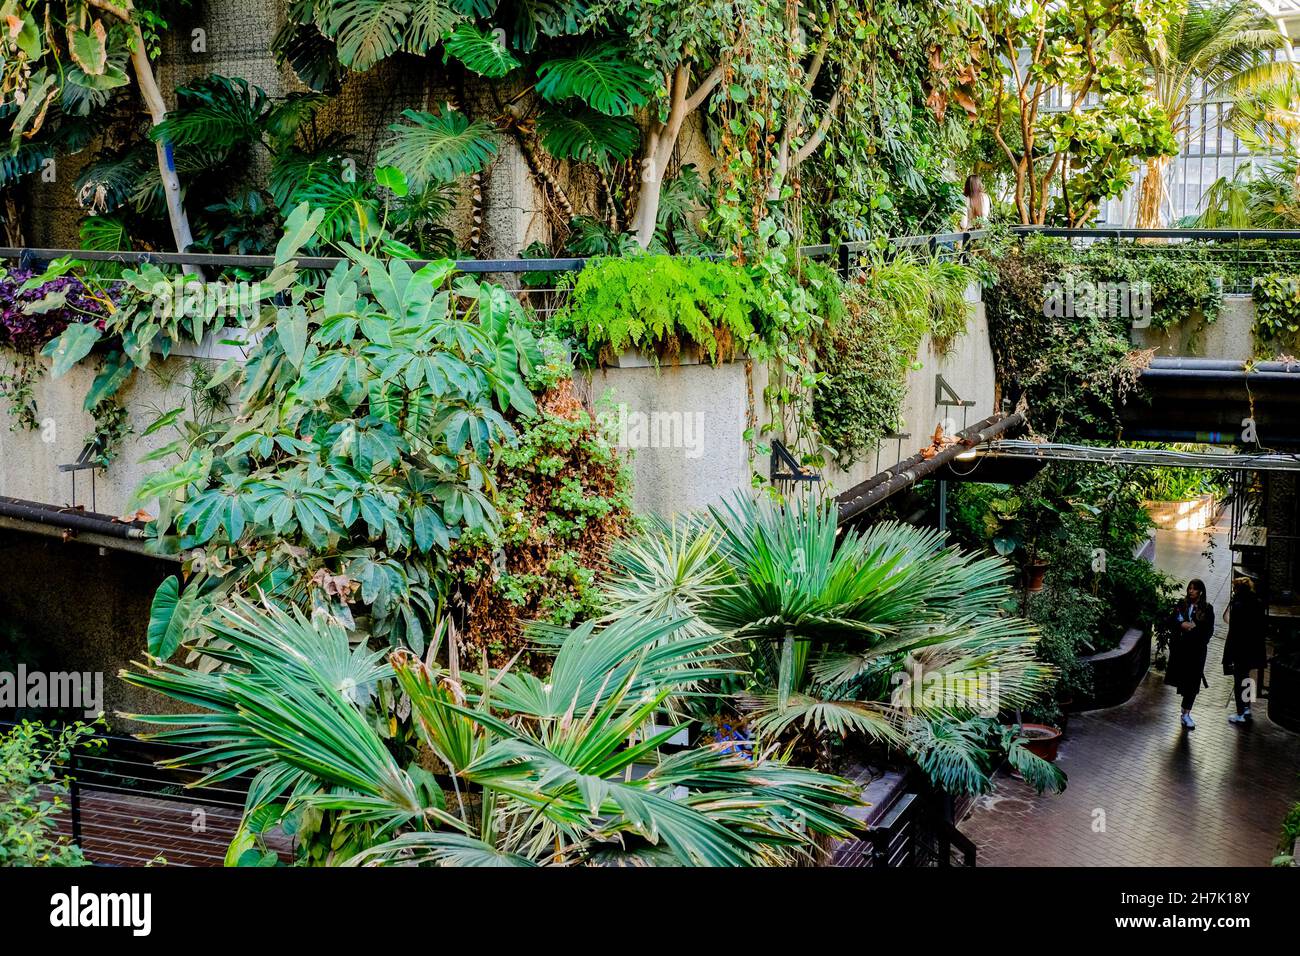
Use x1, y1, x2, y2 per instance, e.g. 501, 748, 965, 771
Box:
1020, 723, 1063, 762
1024, 560, 1050, 593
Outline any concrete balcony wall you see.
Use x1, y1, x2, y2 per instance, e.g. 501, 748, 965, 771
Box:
575, 354, 771, 518
2, 283, 995, 521
574, 280, 997, 515
0, 350, 202, 518
822, 281, 999, 495
1131, 295, 1255, 362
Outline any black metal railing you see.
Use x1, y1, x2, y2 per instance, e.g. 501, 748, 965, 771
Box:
1, 719, 287, 867
10, 224, 1300, 290
832, 784, 978, 868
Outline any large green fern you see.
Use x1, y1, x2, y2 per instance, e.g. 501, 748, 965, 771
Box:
556, 256, 766, 365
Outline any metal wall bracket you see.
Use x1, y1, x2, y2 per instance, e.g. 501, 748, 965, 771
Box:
58, 443, 102, 512
770, 440, 821, 484
935, 374, 976, 409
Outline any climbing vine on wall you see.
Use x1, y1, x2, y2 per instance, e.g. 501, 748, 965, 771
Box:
449, 357, 634, 668
811, 254, 973, 467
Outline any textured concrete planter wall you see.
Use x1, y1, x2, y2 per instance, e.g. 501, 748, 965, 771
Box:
3, 280, 993, 522
1072, 627, 1152, 711
575, 352, 771, 517
821, 280, 998, 494
573, 281, 996, 516
0, 348, 201, 518
1131, 295, 1254, 362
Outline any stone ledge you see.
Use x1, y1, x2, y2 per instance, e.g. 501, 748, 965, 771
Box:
1072, 626, 1151, 711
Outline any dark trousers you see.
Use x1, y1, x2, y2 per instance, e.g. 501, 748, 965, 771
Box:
1181, 690, 1199, 711
1233, 667, 1263, 715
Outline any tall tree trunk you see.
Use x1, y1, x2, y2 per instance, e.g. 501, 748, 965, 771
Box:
632, 64, 721, 248
1, 188, 24, 246
1136, 156, 1170, 228
632, 162, 665, 248
127, 25, 194, 255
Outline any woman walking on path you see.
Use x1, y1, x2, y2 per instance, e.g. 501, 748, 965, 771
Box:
1222, 577, 1268, 725
1165, 578, 1214, 730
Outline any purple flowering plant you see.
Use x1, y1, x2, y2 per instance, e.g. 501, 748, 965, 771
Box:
0, 266, 115, 356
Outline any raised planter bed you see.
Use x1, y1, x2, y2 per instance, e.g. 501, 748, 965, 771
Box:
1269, 654, 1300, 734
1070, 626, 1151, 711
1143, 494, 1216, 531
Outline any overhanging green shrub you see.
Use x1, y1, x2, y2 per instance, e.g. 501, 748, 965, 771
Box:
813, 255, 973, 466
1252, 273, 1300, 352
1, 721, 99, 867
554, 255, 766, 365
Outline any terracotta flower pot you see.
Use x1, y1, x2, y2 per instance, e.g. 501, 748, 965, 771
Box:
1020, 722, 1063, 762
1025, 559, 1050, 593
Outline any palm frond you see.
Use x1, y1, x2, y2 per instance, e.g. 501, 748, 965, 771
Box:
344, 832, 535, 866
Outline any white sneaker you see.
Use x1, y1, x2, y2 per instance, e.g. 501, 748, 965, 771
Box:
1228, 714, 1247, 725
1243, 707, 1253, 719
1181, 713, 1196, 730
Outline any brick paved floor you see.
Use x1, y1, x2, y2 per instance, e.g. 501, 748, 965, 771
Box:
49, 788, 294, 866
962, 525, 1300, 866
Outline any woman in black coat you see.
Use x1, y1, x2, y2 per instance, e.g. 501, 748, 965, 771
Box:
1222, 577, 1267, 724
1164, 578, 1214, 730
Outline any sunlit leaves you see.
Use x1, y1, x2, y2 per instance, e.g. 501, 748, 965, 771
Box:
42, 321, 102, 378
535, 44, 655, 116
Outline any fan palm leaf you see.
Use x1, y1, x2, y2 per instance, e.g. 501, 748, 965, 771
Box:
124, 596, 861, 866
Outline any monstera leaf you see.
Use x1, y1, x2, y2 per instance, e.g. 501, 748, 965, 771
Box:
537, 107, 639, 165
323, 0, 411, 71
535, 44, 655, 116
442, 22, 520, 77
378, 107, 500, 189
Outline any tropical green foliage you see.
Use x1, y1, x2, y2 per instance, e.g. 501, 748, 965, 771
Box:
1195, 159, 1300, 229
127, 206, 547, 655
591, 492, 1065, 796
969, 0, 1180, 226
947, 465, 1181, 723
1252, 271, 1300, 351
1, 0, 202, 249
554, 255, 768, 365
123, 596, 864, 866
798, 1, 977, 241
449, 369, 635, 667
812, 254, 973, 465
1119, 0, 1288, 227
0, 721, 100, 867
980, 231, 1225, 440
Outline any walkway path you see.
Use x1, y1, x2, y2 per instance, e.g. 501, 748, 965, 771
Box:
962, 525, 1300, 866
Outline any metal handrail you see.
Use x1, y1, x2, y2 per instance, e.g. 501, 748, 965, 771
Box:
0, 228, 994, 276
8, 224, 1300, 277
